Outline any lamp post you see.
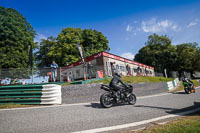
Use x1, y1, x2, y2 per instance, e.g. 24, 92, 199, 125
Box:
29, 42, 34, 84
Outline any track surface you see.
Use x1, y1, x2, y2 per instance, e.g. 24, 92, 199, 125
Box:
0, 88, 199, 133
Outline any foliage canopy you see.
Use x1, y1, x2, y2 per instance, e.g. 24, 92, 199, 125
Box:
134, 33, 200, 76
0, 6, 36, 68
36, 27, 110, 67
0, 6, 36, 79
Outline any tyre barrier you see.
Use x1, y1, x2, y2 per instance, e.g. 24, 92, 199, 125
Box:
166, 78, 179, 90
0, 84, 61, 105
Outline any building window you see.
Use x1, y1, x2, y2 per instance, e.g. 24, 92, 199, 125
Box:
119, 65, 126, 72
134, 69, 137, 73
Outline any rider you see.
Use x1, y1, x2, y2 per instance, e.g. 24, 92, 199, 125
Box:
182, 77, 195, 93
184, 77, 194, 88
109, 72, 127, 101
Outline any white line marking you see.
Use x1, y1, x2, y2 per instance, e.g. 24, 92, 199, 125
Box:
72, 108, 200, 133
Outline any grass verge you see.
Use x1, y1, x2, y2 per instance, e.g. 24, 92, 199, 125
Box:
0, 103, 38, 109
87, 76, 173, 84
132, 111, 200, 133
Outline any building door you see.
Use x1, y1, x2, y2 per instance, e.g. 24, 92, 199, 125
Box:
68, 71, 74, 81
106, 61, 112, 77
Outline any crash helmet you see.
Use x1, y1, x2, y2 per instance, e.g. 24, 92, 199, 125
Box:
115, 72, 121, 78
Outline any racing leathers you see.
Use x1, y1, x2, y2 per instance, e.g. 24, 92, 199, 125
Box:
109, 74, 127, 101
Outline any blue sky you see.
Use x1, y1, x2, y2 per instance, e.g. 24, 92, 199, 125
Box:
1, 0, 200, 60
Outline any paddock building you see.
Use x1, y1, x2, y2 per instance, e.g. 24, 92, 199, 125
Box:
60, 51, 155, 81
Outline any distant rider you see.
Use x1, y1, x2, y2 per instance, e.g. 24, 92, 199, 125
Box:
183, 77, 194, 88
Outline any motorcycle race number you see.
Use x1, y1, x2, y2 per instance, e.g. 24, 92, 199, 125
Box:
106, 61, 112, 77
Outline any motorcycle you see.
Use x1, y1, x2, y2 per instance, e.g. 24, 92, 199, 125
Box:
182, 78, 195, 94
100, 84, 136, 108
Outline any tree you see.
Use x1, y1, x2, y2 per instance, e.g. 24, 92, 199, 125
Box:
82, 29, 110, 57
134, 34, 177, 75
37, 27, 110, 67
54, 27, 83, 66
36, 36, 57, 67
0, 6, 36, 79
0, 6, 36, 68
176, 42, 200, 76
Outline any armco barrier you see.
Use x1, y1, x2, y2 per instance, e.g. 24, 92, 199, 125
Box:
0, 84, 61, 105
166, 78, 179, 90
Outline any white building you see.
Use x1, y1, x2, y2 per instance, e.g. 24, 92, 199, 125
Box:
60, 51, 155, 81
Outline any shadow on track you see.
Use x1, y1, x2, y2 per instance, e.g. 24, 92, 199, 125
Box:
134, 105, 176, 111
84, 103, 103, 109
166, 101, 200, 115
135, 102, 200, 116
171, 92, 187, 94
84, 102, 131, 109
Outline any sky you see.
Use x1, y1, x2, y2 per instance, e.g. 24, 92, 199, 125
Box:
1, 0, 200, 60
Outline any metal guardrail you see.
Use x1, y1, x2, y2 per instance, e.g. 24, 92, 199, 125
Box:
0, 68, 54, 85
0, 65, 155, 85
0, 66, 99, 85
0, 84, 61, 105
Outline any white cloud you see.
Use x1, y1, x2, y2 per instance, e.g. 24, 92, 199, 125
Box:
126, 24, 133, 32
187, 22, 197, 28
125, 25, 141, 37
120, 52, 135, 60
125, 18, 180, 38
34, 33, 47, 43
187, 18, 200, 28
141, 18, 179, 33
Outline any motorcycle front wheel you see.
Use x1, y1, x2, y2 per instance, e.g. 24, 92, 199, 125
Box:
100, 92, 113, 108
127, 93, 137, 105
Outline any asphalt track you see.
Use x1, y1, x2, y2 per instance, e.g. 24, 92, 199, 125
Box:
0, 88, 199, 133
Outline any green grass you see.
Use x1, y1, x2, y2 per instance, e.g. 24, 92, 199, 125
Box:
193, 80, 200, 87
132, 112, 200, 133
87, 76, 173, 84
61, 82, 71, 86
0, 103, 37, 109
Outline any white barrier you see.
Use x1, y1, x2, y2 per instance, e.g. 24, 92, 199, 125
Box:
166, 78, 179, 90
41, 84, 62, 104
166, 81, 174, 90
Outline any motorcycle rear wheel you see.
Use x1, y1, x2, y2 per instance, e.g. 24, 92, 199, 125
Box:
100, 92, 113, 108
184, 87, 191, 94
127, 93, 136, 105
